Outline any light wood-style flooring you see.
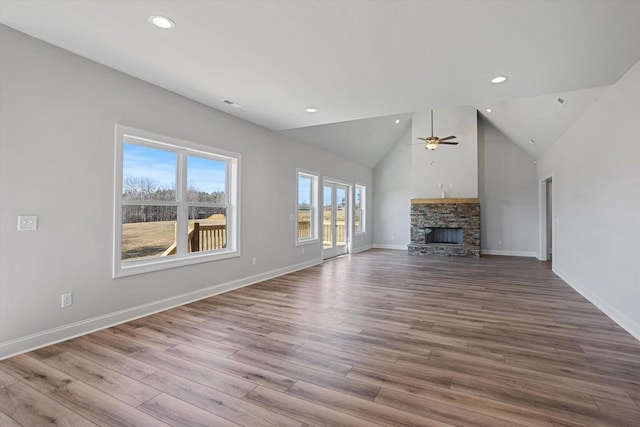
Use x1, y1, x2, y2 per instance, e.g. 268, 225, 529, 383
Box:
1, 249, 640, 426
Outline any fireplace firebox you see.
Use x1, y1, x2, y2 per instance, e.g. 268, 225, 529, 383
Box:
425, 227, 463, 245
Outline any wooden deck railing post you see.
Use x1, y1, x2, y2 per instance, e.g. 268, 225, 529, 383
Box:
191, 222, 200, 252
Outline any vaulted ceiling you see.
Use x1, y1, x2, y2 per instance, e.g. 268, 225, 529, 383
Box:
2, 0, 639, 166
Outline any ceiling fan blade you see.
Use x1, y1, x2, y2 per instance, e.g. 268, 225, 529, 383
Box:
416, 137, 428, 141
439, 141, 459, 145
439, 135, 457, 141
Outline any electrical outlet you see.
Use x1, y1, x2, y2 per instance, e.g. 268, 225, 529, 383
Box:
61, 293, 73, 308
498, 239, 503, 245
252, 257, 257, 265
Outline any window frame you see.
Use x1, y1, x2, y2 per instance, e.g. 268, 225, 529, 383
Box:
354, 184, 366, 235
296, 169, 319, 246
114, 125, 240, 278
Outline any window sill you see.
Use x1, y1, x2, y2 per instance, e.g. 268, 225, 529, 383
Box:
114, 250, 240, 278
296, 238, 319, 247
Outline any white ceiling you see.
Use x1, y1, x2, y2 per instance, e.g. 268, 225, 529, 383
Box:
281, 113, 413, 168
1, 0, 640, 166
476, 85, 610, 158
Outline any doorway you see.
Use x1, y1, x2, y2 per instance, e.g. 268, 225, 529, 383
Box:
323, 181, 349, 259
540, 176, 553, 263
546, 179, 553, 262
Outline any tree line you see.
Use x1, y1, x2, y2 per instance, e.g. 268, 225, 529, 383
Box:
122, 177, 225, 223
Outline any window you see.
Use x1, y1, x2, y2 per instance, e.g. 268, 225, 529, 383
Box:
297, 170, 318, 244
355, 184, 366, 234
114, 125, 239, 277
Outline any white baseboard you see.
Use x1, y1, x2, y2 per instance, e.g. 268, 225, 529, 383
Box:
553, 267, 640, 342
372, 244, 407, 250
351, 244, 373, 254
0, 258, 322, 360
481, 249, 537, 257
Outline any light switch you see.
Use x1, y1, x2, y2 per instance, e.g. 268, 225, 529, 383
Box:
18, 215, 38, 231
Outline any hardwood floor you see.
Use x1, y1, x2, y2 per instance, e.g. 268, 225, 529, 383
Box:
1, 249, 639, 426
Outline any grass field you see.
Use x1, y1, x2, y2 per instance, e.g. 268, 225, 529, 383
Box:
298, 208, 346, 222
122, 221, 176, 261
122, 214, 226, 261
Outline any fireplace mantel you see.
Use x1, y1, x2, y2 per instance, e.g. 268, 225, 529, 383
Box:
411, 198, 478, 204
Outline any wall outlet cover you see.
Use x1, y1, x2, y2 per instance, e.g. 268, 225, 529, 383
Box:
61, 293, 73, 308
18, 215, 38, 231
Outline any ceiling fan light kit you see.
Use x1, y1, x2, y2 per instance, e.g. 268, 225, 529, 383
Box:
417, 110, 459, 150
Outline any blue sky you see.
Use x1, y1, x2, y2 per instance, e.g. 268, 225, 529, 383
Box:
123, 144, 226, 193
323, 185, 332, 207
298, 178, 350, 208
187, 156, 226, 194
323, 185, 346, 207
298, 175, 311, 206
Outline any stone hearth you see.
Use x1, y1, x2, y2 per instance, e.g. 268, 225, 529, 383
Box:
408, 198, 480, 257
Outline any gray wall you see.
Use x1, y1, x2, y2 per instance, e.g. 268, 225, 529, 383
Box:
372, 128, 411, 248
411, 107, 478, 198
0, 26, 373, 357
537, 60, 640, 339
478, 116, 538, 256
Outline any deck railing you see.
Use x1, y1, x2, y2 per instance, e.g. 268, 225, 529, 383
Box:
298, 221, 311, 239
161, 222, 226, 256
297, 220, 346, 245
190, 223, 226, 252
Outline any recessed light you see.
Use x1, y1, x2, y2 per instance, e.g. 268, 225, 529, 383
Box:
491, 75, 508, 84
305, 108, 319, 113
485, 108, 492, 113
395, 119, 400, 124
529, 139, 536, 145
149, 15, 175, 29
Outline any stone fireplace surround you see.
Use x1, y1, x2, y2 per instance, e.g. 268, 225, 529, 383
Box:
408, 198, 480, 257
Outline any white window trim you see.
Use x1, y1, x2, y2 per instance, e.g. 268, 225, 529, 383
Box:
296, 168, 319, 246
355, 183, 366, 235
114, 125, 241, 278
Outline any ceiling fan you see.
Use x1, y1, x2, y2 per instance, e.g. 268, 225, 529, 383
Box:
416, 110, 459, 150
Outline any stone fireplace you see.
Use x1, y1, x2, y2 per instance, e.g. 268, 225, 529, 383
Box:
408, 198, 480, 257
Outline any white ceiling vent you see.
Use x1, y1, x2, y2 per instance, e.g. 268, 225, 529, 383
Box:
222, 99, 243, 109
555, 97, 566, 107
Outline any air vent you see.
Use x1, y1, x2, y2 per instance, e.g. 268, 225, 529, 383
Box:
222, 99, 243, 109
555, 97, 566, 107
